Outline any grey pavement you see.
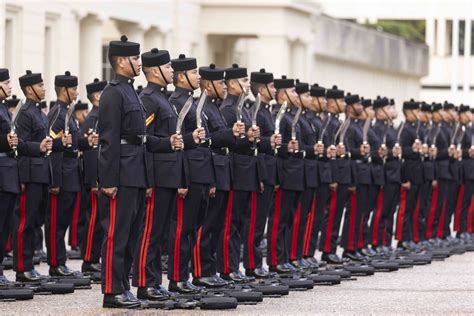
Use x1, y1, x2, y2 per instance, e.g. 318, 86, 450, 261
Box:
3, 252, 474, 315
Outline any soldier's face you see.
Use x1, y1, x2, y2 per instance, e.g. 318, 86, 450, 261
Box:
390, 105, 398, 119
365, 106, 374, 119
238, 77, 250, 95
460, 112, 471, 124
287, 88, 299, 107
266, 82, 276, 100
122, 55, 141, 77
31, 82, 46, 100
212, 79, 226, 98
0, 79, 12, 98
186, 69, 200, 90
336, 98, 346, 113
160, 63, 174, 84
300, 92, 312, 109
67, 86, 79, 101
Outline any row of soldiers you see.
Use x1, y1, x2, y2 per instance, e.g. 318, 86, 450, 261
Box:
0, 35, 473, 309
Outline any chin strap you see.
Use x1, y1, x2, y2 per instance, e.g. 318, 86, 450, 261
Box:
184, 71, 197, 91
284, 90, 295, 107
158, 65, 170, 85
31, 86, 42, 102
211, 81, 221, 100
128, 57, 138, 77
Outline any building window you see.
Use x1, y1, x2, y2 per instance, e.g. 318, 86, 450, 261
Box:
459, 20, 474, 55
102, 45, 114, 81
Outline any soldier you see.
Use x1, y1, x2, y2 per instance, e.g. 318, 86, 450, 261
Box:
131, 48, 190, 299
168, 54, 211, 293
370, 98, 402, 251
46, 71, 98, 276
0, 68, 51, 283
13, 70, 68, 282
302, 84, 332, 265
265, 75, 302, 273
192, 64, 244, 286
217, 64, 267, 281
396, 99, 423, 249
81, 78, 107, 274
318, 86, 350, 264
244, 68, 281, 278
98, 35, 150, 308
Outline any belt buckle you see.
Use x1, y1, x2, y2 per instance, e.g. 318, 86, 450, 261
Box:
142, 135, 147, 144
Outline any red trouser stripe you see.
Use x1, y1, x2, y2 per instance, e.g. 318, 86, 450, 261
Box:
193, 226, 202, 277
395, 188, 407, 241
323, 191, 337, 253
222, 192, 233, 274
372, 189, 384, 246
468, 196, 474, 233
454, 185, 464, 232
6, 234, 11, 252
138, 190, 154, 287
17, 192, 27, 272
70, 192, 81, 247
247, 192, 257, 269
437, 199, 447, 238
105, 197, 116, 294
426, 186, 438, 239
50, 195, 58, 267
84, 190, 97, 262
347, 192, 357, 251
290, 203, 302, 261
270, 189, 282, 265
303, 194, 317, 257
412, 197, 421, 243
173, 197, 184, 281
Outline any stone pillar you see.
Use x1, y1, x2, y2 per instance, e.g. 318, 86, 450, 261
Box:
463, 18, 472, 102
451, 18, 459, 101
256, 35, 290, 78
436, 18, 447, 56
79, 14, 104, 101
425, 18, 435, 55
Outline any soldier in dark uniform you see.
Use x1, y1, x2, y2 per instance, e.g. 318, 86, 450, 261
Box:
340, 93, 371, 260
396, 100, 423, 249
289, 80, 323, 268
0, 69, 51, 283
192, 64, 244, 287
80, 78, 107, 274
13, 70, 68, 282
46, 71, 98, 276
98, 35, 150, 308
370, 98, 402, 250
168, 54, 211, 293
302, 84, 332, 265
265, 75, 302, 273
244, 68, 281, 278
318, 85, 349, 264
217, 64, 270, 281
131, 48, 190, 299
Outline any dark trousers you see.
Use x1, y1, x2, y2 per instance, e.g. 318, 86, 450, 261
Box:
414, 181, 432, 242
34, 195, 47, 252
81, 189, 102, 264
426, 180, 449, 239
132, 187, 175, 287
442, 182, 460, 238
319, 184, 349, 254
243, 186, 274, 270
370, 183, 399, 247
384, 184, 401, 245
217, 190, 250, 274
168, 183, 209, 282
69, 189, 87, 248
100, 186, 145, 294
457, 181, 474, 234
341, 185, 368, 252
289, 188, 314, 261
13, 183, 48, 272
303, 184, 328, 258
45, 190, 78, 267
0, 191, 16, 275
194, 190, 229, 277
396, 184, 421, 242
266, 189, 301, 266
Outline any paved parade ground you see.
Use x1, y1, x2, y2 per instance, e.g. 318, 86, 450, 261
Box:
3, 251, 474, 315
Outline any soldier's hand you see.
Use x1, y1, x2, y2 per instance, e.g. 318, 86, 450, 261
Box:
247, 126, 259, 142
348, 186, 356, 193
329, 182, 338, 191
336, 143, 346, 156
178, 188, 188, 199
360, 143, 370, 156
378, 146, 388, 158
456, 148, 462, 160
260, 182, 264, 193
421, 143, 429, 155
401, 181, 411, 190
429, 146, 437, 158
88, 133, 99, 147
209, 187, 216, 198
7, 132, 18, 149
274, 185, 280, 192
432, 180, 438, 189
232, 122, 245, 137
469, 146, 474, 158
448, 145, 456, 157
192, 127, 206, 144
392, 144, 402, 158
314, 142, 324, 155
271, 133, 282, 148
327, 145, 337, 158
62, 133, 72, 147
146, 188, 153, 198
170, 134, 183, 151
91, 187, 99, 193
102, 187, 118, 198
288, 140, 299, 153
49, 187, 60, 195
21, 183, 26, 193
412, 140, 421, 153
40, 137, 52, 153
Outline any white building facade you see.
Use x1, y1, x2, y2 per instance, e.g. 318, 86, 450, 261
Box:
0, 0, 428, 110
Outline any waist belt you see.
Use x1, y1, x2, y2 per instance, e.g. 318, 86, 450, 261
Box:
212, 147, 229, 156
198, 139, 212, 148
121, 135, 147, 145
289, 151, 306, 159
0, 152, 14, 158
63, 151, 79, 159
233, 148, 257, 156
